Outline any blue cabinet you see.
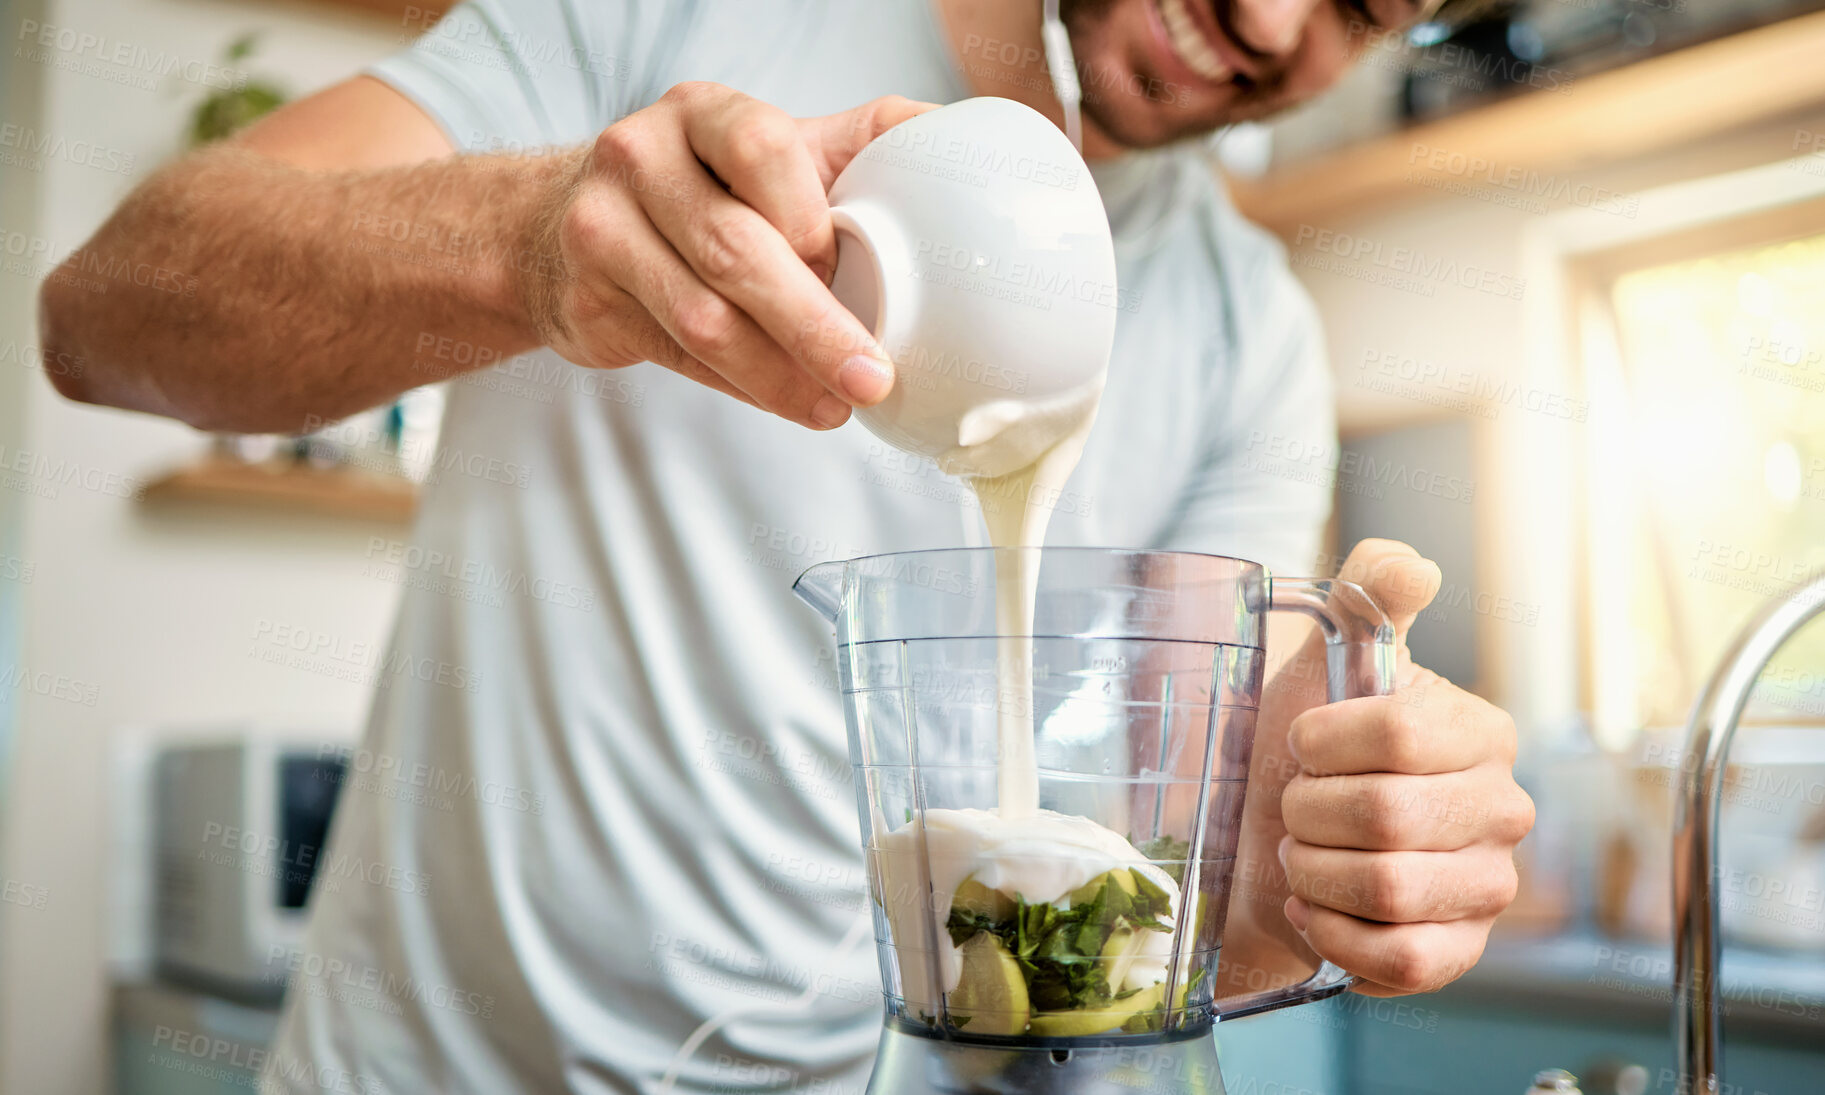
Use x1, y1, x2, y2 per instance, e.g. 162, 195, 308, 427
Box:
1342, 997, 1822, 1095
1217, 996, 1350, 1095
114, 982, 278, 1095
1213, 933, 1825, 1095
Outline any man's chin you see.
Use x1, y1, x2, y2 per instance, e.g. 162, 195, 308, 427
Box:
1079, 81, 1296, 150
1078, 86, 1228, 150
1063, 0, 1239, 150
1061, 0, 1300, 150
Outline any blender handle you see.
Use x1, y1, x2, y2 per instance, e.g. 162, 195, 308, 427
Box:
1217, 575, 1397, 1021
1266, 576, 1397, 706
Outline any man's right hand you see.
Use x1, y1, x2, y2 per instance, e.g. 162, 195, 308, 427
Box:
38, 75, 933, 435
527, 83, 937, 430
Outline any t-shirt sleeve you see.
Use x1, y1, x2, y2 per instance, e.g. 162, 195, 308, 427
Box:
1153, 232, 1337, 576
365, 0, 680, 152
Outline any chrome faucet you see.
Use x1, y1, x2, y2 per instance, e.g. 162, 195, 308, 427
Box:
1671, 574, 1825, 1095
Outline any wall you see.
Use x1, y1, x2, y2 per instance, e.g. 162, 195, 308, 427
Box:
1, 0, 49, 806
0, 0, 404, 1090
1294, 191, 1552, 725
1268, 103, 1825, 741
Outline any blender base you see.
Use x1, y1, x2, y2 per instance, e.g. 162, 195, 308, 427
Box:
864, 1018, 1227, 1095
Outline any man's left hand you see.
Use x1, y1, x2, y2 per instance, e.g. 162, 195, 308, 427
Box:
1273, 540, 1535, 996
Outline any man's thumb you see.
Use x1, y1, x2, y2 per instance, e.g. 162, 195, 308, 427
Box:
1334, 538, 1442, 642
799, 96, 942, 187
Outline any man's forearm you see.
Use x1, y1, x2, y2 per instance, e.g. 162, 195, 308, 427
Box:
37, 143, 582, 433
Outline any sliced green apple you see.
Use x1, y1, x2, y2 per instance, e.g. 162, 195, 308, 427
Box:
1129, 867, 1174, 908
947, 932, 1029, 1035
952, 877, 1016, 921
1099, 924, 1140, 989
1065, 867, 1139, 908
1118, 969, 1202, 1033
1027, 982, 1165, 1038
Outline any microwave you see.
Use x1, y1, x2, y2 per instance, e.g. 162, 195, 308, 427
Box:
151, 739, 346, 1003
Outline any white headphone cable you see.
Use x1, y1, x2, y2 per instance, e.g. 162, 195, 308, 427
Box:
654, 910, 875, 1095
1041, 0, 1084, 153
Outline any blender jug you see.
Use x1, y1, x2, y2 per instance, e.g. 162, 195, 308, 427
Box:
793, 548, 1394, 1095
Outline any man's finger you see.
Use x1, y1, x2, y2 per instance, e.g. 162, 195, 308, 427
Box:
637, 135, 896, 408
1281, 767, 1532, 852
1286, 671, 1514, 775
1285, 897, 1488, 995
557, 292, 757, 410
1279, 838, 1519, 924
588, 198, 843, 426
1334, 538, 1441, 645
798, 95, 942, 187
683, 92, 836, 275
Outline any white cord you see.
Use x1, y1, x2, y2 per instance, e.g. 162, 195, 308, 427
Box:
654, 911, 875, 1095
1042, 0, 1084, 153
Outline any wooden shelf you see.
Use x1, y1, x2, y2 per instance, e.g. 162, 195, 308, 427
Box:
308, 0, 446, 23
1229, 11, 1825, 236
141, 456, 418, 523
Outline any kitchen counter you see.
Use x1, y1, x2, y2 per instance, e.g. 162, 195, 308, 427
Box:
1446, 930, 1825, 1044
1332, 932, 1824, 1094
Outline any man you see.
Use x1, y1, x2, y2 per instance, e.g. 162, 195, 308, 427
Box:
39, 0, 1533, 1092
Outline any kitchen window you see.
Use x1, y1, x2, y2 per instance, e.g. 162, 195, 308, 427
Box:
1581, 222, 1825, 747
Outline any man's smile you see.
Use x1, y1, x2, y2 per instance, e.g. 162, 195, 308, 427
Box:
1152, 0, 1235, 84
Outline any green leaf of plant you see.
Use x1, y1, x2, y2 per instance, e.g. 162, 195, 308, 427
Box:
946, 908, 1002, 948
961, 880, 1173, 1020
1121, 999, 1165, 1033
1072, 884, 1108, 954
1102, 878, 1134, 924
1134, 834, 1191, 884
1130, 865, 1176, 915
188, 82, 286, 147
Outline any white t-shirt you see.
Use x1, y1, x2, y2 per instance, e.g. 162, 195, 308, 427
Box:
263, 2, 1336, 1093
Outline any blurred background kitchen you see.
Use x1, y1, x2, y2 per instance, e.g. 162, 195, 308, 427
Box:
1, 0, 1823, 1092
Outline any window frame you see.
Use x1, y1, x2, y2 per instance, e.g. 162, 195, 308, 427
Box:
1521, 158, 1825, 750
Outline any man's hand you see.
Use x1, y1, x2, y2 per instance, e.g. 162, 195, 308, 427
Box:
1222, 539, 1534, 1001
529, 82, 937, 430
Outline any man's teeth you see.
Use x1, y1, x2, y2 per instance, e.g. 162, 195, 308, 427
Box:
1157, 0, 1232, 82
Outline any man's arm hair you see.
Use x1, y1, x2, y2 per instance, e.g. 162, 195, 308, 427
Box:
36, 75, 580, 434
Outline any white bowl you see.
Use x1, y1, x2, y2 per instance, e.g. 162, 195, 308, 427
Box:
827, 97, 1118, 479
